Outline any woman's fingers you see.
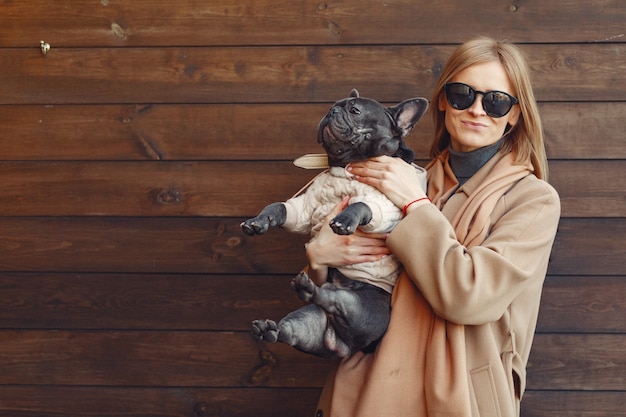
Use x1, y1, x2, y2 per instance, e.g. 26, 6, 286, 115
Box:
347, 157, 427, 207
324, 195, 351, 222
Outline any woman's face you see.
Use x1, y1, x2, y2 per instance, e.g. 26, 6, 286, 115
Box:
439, 60, 520, 153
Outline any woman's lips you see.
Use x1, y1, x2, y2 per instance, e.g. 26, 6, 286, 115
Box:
462, 120, 487, 129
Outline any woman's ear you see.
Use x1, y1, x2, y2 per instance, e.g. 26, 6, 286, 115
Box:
507, 106, 520, 127
438, 92, 447, 111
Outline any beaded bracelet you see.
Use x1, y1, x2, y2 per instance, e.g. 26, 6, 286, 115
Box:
401, 197, 431, 216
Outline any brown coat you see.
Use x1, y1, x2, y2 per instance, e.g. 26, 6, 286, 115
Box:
316, 150, 561, 417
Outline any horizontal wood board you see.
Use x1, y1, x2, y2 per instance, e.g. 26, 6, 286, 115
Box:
0, 218, 622, 275
0, 273, 623, 333
2, 44, 626, 104
1, 102, 624, 161
1, 0, 624, 47
0, 160, 621, 217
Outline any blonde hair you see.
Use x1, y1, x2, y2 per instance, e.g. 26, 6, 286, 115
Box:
430, 37, 549, 180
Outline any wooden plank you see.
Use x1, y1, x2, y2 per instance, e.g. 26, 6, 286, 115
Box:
527, 334, 626, 391
0, 273, 303, 331
1, 102, 625, 161
542, 102, 626, 160
0, 330, 332, 387
2, 44, 625, 104
0, 160, 622, 218
538, 276, 626, 334
0, 217, 309, 274
0, 389, 621, 417
0, 331, 622, 390
0, 386, 323, 417
0, 218, 622, 275
0, 387, 622, 417
2, 273, 622, 333
0, 103, 339, 161
1, 0, 624, 47
547, 218, 626, 276
522, 391, 626, 417
549, 160, 625, 218
0, 161, 317, 217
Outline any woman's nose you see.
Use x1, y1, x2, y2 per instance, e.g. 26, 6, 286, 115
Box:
467, 93, 486, 116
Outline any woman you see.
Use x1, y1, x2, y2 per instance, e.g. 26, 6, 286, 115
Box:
306, 37, 561, 417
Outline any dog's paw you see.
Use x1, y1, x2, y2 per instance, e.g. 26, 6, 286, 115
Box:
291, 271, 316, 302
329, 215, 358, 235
240, 217, 270, 236
251, 319, 279, 342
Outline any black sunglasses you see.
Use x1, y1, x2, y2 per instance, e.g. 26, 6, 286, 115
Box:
444, 82, 519, 118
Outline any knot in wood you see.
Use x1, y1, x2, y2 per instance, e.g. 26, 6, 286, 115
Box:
193, 401, 219, 417
247, 350, 277, 385
226, 236, 242, 248
152, 188, 182, 205
111, 23, 127, 39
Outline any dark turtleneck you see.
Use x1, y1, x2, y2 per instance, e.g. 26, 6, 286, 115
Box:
448, 137, 505, 186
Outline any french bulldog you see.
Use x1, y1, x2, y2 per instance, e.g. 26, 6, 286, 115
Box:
242, 89, 428, 358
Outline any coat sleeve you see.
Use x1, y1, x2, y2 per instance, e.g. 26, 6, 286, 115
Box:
386, 177, 561, 325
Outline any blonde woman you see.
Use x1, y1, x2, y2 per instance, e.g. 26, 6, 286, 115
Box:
307, 37, 561, 417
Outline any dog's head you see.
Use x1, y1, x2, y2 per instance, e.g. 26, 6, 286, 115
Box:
317, 89, 428, 167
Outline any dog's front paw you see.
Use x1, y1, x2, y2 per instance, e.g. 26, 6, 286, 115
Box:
251, 319, 279, 342
291, 271, 316, 302
240, 217, 271, 235
329, 214, 359, 235
240, 203, 287, 236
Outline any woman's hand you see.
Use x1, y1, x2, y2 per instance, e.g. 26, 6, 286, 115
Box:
347, 156, 427, 209
305, 196, 390, 285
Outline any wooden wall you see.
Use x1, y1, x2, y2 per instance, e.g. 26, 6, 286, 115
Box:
0, 1, 624, 416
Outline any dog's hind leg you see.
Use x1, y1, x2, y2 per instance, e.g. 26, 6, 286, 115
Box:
252, 304, 343, 358
293, 270, 390, 352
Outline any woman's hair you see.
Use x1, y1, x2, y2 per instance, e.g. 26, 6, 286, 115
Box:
430, 37, 549, 180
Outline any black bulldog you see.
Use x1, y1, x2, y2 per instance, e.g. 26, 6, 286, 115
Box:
242, 89, 428, 358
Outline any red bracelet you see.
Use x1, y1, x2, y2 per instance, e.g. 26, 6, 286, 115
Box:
402, 197, 431, 216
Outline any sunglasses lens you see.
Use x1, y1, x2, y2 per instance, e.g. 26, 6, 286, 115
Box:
445, 82, 517, 118
483, 92, 513, 117
445, 83, 475, 110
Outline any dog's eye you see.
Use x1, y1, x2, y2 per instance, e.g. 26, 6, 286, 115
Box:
350, 107, 361, 115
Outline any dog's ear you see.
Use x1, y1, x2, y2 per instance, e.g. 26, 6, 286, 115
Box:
349, 89, 360, 98
389, 98, 429, 137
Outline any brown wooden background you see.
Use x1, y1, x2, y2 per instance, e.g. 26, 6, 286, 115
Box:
1, 1, 624, 416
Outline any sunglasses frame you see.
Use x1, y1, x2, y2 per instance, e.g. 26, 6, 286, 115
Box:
444, 82, 519, 118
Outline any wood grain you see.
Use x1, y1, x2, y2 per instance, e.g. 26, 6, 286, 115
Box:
538, 276, 626, 334
522, 391, 626, 417
1, 0, 623, 47
0, 330, 622, 390
0, 160, 622, 217
0, 386, 323, 417
1, 102, 624, 161
2, 44, 625, 104
0, 387, 622, 417
0, 218, 621, 275
0, 273, 303, 331
527, 334, 626, 390
0, 330, 330, 387
0, 273, 622, 333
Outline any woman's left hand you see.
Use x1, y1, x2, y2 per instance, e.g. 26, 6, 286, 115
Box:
347, 156, 427, 208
